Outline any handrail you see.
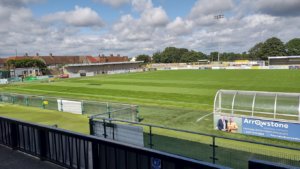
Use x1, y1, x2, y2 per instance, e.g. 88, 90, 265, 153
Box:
91, 117, 300, 152
0, 116, 227, 169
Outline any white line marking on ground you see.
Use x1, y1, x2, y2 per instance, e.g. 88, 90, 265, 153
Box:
197, 112, 213, 122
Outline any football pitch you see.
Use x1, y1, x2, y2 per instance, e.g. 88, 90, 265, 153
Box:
1, 70, 300, 137
1, 69, 300, 168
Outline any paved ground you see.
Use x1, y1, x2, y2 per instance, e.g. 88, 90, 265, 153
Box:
0, 145, 65, 169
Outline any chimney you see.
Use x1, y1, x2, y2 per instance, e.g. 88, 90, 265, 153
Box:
50, 53, 53, 57
25, 53, 28, 57
36, 53, 39, 57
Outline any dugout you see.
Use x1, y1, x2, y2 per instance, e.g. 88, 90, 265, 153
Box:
268, 56, 300, 65
214, 90, 300, 121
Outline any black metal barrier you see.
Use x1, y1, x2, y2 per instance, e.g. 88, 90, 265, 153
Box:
248, 159, 300, 169
90, 117, 300, 169
0, 116, 228, 169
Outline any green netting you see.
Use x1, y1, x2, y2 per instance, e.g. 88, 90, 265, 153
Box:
110, 107, 138, 122
27, 96, 43, 108
109, 102, 135, 112
43, 97, 58, 111
0, 93, 14, 103
7, 77, 21, 83
82, 101, 108, 115
25, 76, 38, 81
0, 92, 139, 122
13, 95, 27, 106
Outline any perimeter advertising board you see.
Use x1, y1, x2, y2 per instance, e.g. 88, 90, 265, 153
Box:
214, 114, 300, 142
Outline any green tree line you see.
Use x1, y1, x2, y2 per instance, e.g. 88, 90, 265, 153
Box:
136, 37, 300, 63
6, 59, 46, 70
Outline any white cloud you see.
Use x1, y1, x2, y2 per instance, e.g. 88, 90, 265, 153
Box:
44, 6, 104, 27
93, 0, 130, 7
166, 17, 194, 36
1, 0, 300, 58
112, 0, 168, 42
243, 14, 277, 28
140, 6, 168, 27
132, 0, 152, 12
190, 0, 234, 18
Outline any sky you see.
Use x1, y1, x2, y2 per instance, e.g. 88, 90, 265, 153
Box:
0, 0, 300, 57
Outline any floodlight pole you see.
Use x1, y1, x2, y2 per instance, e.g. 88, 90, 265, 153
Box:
214, 14, 224, 63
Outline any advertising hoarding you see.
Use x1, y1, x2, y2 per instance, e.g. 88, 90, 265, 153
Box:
214, 114, 300, 142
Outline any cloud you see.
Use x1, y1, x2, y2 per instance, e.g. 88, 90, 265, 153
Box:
112, 0, 168, 42
43, 6, 104, 27
253, 0, 300, 17
93, 0, 131, 7
1, 0, 300, 58
132, 0, 152, 12
166, 17, 194, 36
0, 0, 42, 7
190, 0, 234, 18
140, 6, 168, 27
187, 0, 234, 27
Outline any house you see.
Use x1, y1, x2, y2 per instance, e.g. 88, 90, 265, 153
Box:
10, 67, 41, 77
97, 54, 129, 63
86, 56, 99, 63
4, 54, 130, 70
40, 55, 85, 68
0, 58, 6, 69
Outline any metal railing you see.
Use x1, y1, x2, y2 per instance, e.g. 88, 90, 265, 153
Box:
90, 117, 300, 169
0, 116, 227, 169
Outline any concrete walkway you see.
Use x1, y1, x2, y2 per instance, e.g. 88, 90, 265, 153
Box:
0, 145, 64, 169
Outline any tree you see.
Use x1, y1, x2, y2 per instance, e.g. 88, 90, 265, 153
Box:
286, 38, 300, 56
152, 47, 190, 63
260, 37, 286, 60
136, 54, 151, 63
6, 59, 46, 70
248, 42, 264, 60
180, 51, 207, 62
209, 52, 219, 61
161, 47, 188, 63
248, 37, 287, 60
152, 52, 162, 63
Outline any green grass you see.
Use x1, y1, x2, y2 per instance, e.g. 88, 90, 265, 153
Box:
0, 104, 89, 134
1, 70, 300, 168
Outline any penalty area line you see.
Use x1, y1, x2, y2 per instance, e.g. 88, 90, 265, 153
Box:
196, 112, 213, 122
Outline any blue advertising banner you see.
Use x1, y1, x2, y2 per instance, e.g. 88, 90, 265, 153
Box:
242, 118, 300, 142
214, 114, 300, 142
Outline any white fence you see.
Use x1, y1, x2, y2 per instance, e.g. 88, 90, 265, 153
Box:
0, 79, 8, 84
57, 99, 83, 114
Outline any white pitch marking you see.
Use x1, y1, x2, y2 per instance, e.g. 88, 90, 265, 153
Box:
196, 112, 213, 122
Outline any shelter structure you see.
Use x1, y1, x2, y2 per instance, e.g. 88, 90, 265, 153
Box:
214, 90, 300, 121
268, 56, 300, 65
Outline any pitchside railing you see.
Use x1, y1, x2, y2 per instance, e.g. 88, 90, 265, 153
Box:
89, 117, 300, 169
0, 92, 139, 122
0, 116, 226, 169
